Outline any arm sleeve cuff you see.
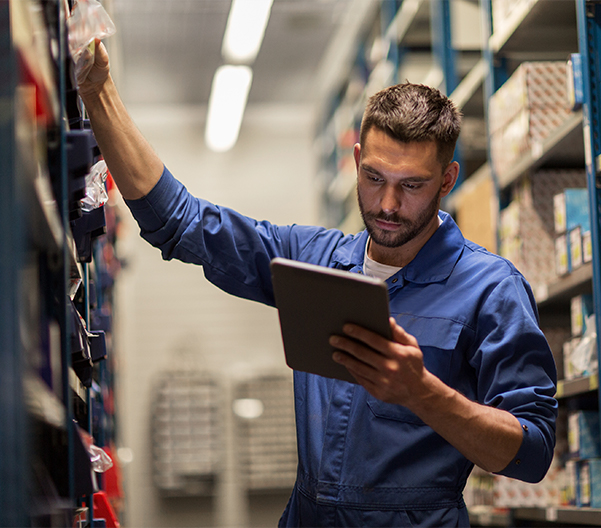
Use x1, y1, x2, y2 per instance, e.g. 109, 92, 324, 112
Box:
124, 165, 182, 232
496, 417, 553, 483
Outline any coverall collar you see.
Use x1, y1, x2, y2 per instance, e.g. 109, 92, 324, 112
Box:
331, 211, 464, 285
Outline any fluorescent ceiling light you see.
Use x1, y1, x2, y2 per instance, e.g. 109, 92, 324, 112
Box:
222, 0, 274, 63
205, 65, 253, 152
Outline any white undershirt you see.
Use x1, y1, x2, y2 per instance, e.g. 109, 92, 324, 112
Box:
363, 250, 402, 280
362, 215, 443, 280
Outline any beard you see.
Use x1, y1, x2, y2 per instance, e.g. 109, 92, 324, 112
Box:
358, 187, 442, 249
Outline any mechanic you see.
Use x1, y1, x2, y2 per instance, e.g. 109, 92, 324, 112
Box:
79, 40, 557, 527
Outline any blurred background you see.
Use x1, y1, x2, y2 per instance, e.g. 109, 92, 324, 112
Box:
7, 0, 597, 527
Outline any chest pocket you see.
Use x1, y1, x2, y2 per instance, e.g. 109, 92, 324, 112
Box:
367, 315, 464, 425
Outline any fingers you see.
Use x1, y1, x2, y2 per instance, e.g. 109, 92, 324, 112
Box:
95, 40, 110, 69
389, 317, 419, 347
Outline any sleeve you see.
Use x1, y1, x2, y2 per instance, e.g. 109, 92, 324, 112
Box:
124, 166, 345, 305
469, 274, 558, 483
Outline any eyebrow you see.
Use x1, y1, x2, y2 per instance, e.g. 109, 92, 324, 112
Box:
360, 163, 432, 183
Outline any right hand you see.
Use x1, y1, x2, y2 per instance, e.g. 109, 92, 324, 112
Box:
77, 39, 111, 99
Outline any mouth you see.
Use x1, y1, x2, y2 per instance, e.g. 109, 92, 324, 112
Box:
374, 219, 402, 231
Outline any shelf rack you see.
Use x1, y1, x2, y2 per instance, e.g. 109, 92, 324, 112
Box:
1, 0, 122, 525
313, 0, 601, 525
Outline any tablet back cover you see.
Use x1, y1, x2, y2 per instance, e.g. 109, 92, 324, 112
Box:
270, 258, 391, 383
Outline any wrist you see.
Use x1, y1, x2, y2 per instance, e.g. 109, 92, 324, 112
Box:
79, 73, 114, 109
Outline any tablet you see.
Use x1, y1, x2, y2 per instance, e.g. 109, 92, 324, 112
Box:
270, 257, 392, 383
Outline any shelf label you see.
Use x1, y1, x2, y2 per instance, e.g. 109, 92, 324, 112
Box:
546, 507, 558, 522
584, 124, 593, 169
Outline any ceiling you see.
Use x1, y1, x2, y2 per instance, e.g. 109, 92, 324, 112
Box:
109, 0, 357, 108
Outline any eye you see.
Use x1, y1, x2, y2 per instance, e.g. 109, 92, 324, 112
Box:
402, 181, 424, 190
365, 172, 384, 183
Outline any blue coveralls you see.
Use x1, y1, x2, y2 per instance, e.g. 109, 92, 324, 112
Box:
127, 167, 558, 527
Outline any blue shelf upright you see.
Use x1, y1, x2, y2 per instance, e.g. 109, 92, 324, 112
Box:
0, 1, 28, 525
576, 0, 601, 427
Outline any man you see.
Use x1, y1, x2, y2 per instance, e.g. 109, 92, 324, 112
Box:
79, 41, 557, 527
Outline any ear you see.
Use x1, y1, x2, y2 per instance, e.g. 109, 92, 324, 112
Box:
353, 143, 361, 171
440, 161, 460, 198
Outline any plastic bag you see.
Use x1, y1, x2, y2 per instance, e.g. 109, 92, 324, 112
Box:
68, 0, 116, 84
77, 425, 114, 473
82, 160, 109, 212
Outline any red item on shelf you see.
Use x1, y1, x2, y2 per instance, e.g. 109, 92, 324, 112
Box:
93, 491, 120, 528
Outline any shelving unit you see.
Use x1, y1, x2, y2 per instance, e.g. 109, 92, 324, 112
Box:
313, 0, 601, 525
1, 0, 122, 525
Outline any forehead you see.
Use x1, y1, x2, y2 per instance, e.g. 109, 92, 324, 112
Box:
361, 128, 442, 173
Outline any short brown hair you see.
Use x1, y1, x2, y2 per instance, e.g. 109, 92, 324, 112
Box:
360, 83, 462, 167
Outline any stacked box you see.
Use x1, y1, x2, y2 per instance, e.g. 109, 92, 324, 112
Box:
493, 464, 563, 507
563, 459, 577, 505
554, 188, 590, 233
571, 294, 595, 337
554, 188, 590, 275
498, 170, 586, 292
576, 459, 601, 508
489, 62, 572, 176
568, 410, 601, 460
563, 327, 598, 380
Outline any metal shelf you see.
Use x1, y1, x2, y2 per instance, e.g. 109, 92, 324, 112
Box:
513, 506, 601, 525
536, 261, 592, 306
556, 374, 598, 399
496, 111, 585, 191
489, 0, 578, 56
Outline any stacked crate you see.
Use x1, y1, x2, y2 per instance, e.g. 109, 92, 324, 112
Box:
151, 371, 222, 496
554, 188, 591, 276
489, 62, 572, 176
499, 170, 586, 295
234, 374, 297, 491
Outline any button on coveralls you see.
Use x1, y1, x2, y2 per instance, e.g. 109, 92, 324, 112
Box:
127, 167, 558, 527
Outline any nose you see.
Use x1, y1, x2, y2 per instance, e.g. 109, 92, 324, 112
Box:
381, 185, 400, 215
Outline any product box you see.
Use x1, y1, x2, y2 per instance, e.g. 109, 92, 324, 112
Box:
577, 459, 601, 508
489, 62, 572, 175
555, 233, 570, 276
583, 230, 593, 263
569, 226, 585, 270
563, 338, 577, 380
564, 331, 598, 380
569, 410, 601, 460
563, 459, 577, 506
571, 294, 594, 337
500, 172, 588, 287
554, 188, 590, 234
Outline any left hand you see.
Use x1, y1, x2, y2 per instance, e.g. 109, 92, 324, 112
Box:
330, 317, 428, 407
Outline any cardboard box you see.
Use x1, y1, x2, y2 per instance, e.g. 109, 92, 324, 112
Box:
569, 226, 584, 270
489, 62, 572, 175
571, 294, 594, 337
555, 234, 570, 276
554, 188, 590, 234
569, 410, 601, 460
577, 459, 601, 508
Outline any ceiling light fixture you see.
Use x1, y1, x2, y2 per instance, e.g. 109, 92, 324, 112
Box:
205, 65, 253, 153
222, 0, 275, 64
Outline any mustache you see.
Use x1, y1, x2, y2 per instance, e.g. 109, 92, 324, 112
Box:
366, 211, 407, 224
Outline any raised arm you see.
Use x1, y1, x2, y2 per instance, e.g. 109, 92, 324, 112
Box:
77, 40, 164, 200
